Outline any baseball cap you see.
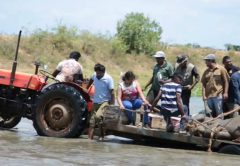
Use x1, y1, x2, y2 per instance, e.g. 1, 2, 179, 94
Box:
203, 54, 216, 60
177, 54, 188, 64
153, 51, 165, 58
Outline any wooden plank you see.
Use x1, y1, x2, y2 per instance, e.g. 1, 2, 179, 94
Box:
105, 123, 240, 149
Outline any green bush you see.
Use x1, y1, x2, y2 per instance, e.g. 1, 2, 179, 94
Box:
116, 12, 162, 55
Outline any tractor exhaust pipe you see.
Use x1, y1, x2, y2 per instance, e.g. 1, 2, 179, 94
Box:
10, 30, 22, 86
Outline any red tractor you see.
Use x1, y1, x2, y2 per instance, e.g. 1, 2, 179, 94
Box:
0, 31, 92, 138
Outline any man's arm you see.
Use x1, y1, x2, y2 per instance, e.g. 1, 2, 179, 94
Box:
202, 85, 207, 100
190, 66, 200, 89
52, 70, 60, 77
201, 71, 207, 100
221, 68, 230, 100
86, 78, 94, 89
176, 92, 184, 116
109, 89, 115, 105
144, 76, 153, 91
73, 73, 84, 83
151, 90, 161, 108
159, 79, 171, 84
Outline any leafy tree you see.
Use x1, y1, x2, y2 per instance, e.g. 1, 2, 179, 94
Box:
116, 12, 162, 54
185, 43, 201, 48
225, 43, 240, 51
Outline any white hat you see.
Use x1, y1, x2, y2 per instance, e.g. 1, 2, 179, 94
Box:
153, 51, 165, 58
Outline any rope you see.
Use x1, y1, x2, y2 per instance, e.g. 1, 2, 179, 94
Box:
188, 118, 227, 152
203, 106, 240, 124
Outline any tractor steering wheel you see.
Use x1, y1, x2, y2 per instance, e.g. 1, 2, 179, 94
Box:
39, 69, 59, 82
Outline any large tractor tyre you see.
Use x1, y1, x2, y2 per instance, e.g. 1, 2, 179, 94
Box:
33, 84, 87, 138
0, 114, 22, 128
218, 145, 240, 155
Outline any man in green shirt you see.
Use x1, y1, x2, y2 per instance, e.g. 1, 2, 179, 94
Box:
144, 51, 174, 104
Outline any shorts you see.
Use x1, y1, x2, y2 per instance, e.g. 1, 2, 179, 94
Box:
89, 102, 109, 128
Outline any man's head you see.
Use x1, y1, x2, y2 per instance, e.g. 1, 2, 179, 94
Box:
203, 54, 216, 68
94, 63, 105, 79
177, 54, 188, 68
172, 73, 183, 84
153, 51, 165, 65
222, 56, 232, 70
69, 51, 81, 61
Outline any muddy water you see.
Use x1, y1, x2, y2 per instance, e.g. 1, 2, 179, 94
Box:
0, 97, 239, 166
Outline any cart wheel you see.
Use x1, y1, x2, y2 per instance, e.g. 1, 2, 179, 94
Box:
218, 145, 240, 155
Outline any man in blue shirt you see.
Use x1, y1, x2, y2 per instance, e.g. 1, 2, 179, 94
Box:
87, 63, 115, 140
228, 71, 240, 117
222, 56, 240, 76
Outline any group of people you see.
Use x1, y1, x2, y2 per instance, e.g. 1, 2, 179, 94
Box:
147, 51, 240, 131
52, 50, 240, 139
145, 51, 199, 131
202, 54, 240, 119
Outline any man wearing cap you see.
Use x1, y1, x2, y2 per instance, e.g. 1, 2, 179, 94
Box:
144, 51, 174, 103
201, 54, 229, 118
222, 56, 239, 76
174, 54, 200, 115
52, 51, 83, 83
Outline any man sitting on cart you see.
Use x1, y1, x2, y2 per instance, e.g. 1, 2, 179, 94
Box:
151, 73, 187, 132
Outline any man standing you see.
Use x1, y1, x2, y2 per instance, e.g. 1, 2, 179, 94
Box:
144, 51, 174, 104
222, 56, 239, 76
151, 73, 186, 132
174, 54, 200, 115
222, 56, 239, 115
201, 54, 229, 118
228, 71, 240, 117
52, 51, 83, 83
87, 63, 115, 140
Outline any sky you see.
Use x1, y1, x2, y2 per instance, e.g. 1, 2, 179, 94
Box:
0, 0, 240, 49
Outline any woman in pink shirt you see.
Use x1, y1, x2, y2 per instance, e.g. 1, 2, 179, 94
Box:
117, 71, 149, 125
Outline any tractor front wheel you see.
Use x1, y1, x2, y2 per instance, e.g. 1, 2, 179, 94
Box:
0, 114, 22, 128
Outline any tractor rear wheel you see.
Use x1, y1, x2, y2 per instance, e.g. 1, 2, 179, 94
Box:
33, 84, 87, 138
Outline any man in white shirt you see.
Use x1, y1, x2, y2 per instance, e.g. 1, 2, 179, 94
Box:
87, 63, 115, 140
52, 51, 83, 83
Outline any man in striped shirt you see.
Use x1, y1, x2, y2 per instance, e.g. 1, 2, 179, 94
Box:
151, 73, 186, 132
